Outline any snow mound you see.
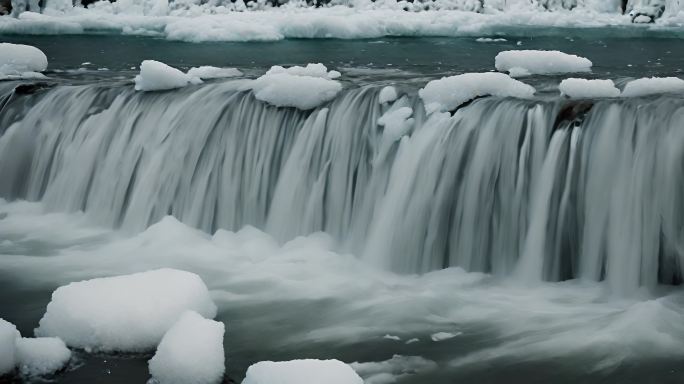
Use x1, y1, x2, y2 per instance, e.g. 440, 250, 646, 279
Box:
242, 359, 363, 384
0, 319, 20, 376
135, 60, 201, 92
187, 66, 243, 79
378, 86, 398, 104
621, 77, 684, 97
245, 63, 342, 110
35, 268, 217, 352
559, 78, 620, 98
0, 43, 48, 80
148, 311, 225, 384
495, 50, 592, 77
418, 72, 535, 114
15, 337, 71, 377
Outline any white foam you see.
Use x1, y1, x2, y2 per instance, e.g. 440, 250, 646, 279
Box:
15, 337, 71, 377
418, 72, 535, 114
559, 78, 620, 98
148, 311, 225, 384
35, 268, 217, 352
134, 60, 201, 91
495, 50, 592, 77
243, 359, 363, 384
0, 43, 48, 80
621, 76, 684, 97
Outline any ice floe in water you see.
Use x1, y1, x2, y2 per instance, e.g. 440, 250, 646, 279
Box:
0, 43, 48, 80
187, 66, 243, 79
621, 76, 684, 97
559, 78, 620, 98
35, 268, 217, 352
135, 60, 202, 91
243, 359, 363, 384
148, 311, 225, 384
418, 72, 535, 114
243, 63, 342, 110
495, 50, 592, 77
350, 355, 437, 384
15, 337, 71, 377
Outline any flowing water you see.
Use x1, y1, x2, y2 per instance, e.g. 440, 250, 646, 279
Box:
2, 33, 684, 383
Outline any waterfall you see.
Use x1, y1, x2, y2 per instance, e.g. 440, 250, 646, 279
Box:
1, 80, 684, 294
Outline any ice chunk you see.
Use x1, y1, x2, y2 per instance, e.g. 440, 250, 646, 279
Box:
430, 331, 461, 341
244, 63, 342, 110
242, 359, 363, 384
15, 337, 71, 377
0, 43, 48, 80
418, 72, 535, 114
559, 78, 620, 98
35, 268, 217, 352
495, 50, 592, 77
382, 334, 401, 341
134, 60, 201, 92
621, 77, 684, 97
148, 311, 225, 384
0, 318, 20, 376
378, 86, 398, 104
187, 66, 243, 79
476, 37, 507, 42
350, 355, 437, 384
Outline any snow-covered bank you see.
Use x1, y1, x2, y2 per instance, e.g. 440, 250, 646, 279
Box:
1, 6, 683, 43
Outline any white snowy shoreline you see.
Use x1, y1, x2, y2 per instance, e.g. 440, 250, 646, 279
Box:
1, 6, 682, 43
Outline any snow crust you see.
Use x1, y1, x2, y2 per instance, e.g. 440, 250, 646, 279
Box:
135, 60, 201, 91
35, 268, 217, 352
15, 337, 71, 377
148, 311, 225, 384
495, 50, 592, 77
418, 72, 535, 114
621, 76, 684, 97
187, 66, 243, 79
559, 78, 620, 98
0, 319, 20, 376
243, 359, 363, 384
0, 43, 48, 80
244, 63, 342, 110
378, 85, 398, 104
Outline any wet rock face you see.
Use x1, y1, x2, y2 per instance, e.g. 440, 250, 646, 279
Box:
0, 0, 11, 15
628, 0, 666, 23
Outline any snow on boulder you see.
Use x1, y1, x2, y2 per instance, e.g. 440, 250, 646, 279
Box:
621, 77, 684, 97
15, 337, 71, 377
495, 50, 592, 77
148, 311, 225, 384
559, 78, 620, 98
378, 86, 398, 104
187, 66, 243, 79
35, 268, 217, 352
242, 359, 363, 384
0, 318, 20, 376
135, 60, 201, 92
418, 72, 535, 114
0, 43, 48, 80
244, 63, 342, 110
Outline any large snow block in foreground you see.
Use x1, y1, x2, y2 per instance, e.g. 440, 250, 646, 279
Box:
559, 78, 620, 98
0, 318, 20, 376
495, 50, 592, 77
36, 269, 217, 352
15, 337, 71, 377
0, 43, 48, 79
242, 359, 363, 384
418, 72, 535, 114
149, 311, 225, 384
621, 77, 684, 97
135, 60, 200, 91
